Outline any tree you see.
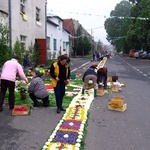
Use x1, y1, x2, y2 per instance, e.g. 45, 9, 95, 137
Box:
0, 23, 11, 67
97, 40, 103, 51
104, 1, 132, 52
13, 39, 25, 63
73, 26, 92, 56
30, 42, 40, 66
125, 0, 150, 51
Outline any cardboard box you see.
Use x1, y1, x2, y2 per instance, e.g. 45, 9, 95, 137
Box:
12, 105, 30, 116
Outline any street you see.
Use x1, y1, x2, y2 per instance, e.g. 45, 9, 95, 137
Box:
85, 55, 150, 150
0, 55, 150, 150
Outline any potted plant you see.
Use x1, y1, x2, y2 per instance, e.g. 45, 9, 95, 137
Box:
17, 85, 28, 100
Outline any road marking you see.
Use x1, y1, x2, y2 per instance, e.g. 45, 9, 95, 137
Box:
117, 56, 149, 77
71, 61, 91, 73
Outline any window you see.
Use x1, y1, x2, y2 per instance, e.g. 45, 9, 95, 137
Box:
36, 7, 40, 22
53, 39, 57, 51
63, 41, 66, 51
47, 37, 50, 49
20, 35, 26, 49
20, 0, 26, 14
58, 20, 61, 30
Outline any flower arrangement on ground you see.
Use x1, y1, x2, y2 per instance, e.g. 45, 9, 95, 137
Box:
42, 88, 94, 150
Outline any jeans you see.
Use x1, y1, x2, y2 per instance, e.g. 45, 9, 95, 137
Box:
99, 76, 107, 89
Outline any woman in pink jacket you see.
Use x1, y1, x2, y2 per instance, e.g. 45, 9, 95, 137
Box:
0, 56, 28, 112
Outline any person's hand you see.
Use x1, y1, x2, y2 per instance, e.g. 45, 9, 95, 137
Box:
56, 77, 60, 81
65, 79, 70, 85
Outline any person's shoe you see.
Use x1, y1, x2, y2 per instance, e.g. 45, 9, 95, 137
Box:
0, 107, 3, 112
57, 108, 61, 114
44, 100, 50, 107
9, 107, 14, 110
33, 103, 40, 107
60, 107, 66, 111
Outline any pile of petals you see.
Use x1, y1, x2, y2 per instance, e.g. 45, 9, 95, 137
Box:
14, 106, 27, 111
45, 84, 54, 91
42, 88, 94, 150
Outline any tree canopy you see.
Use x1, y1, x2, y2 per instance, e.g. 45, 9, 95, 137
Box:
104, 0, 150, 53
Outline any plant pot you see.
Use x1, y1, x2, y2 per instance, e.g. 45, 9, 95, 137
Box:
20, 92, 26, 100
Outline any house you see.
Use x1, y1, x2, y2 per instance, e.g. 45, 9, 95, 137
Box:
47, 16, 70, 59
63, 18, 94, 56
0, 0, 47, 63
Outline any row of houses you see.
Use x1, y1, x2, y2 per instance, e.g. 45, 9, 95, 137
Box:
0, 0, 93, 64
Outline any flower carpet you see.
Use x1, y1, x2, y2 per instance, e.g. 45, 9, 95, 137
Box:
42, 88, 94, 150
42, 58, 107, 150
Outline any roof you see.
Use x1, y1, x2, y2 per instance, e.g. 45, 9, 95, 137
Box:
47, 15, 63, 21
47, 17, 58, 26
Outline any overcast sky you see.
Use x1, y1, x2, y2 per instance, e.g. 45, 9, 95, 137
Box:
47, 0, 122, 45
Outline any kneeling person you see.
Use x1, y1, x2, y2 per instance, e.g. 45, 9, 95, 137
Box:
28, 68, 50, 107
82, 63, 98, 97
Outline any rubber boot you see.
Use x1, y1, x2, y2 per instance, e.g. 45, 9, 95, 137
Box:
94, 89, 97, 97
82, 89, 85, 95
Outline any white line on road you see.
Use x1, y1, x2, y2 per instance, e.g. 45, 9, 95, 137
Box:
117, 56, 148, 77
71, 61, 91, 73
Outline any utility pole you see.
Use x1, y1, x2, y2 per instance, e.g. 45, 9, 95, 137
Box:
8, 0, 12, 50
91, 29, 94, 54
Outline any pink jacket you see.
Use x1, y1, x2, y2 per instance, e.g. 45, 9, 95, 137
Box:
0, 58, 28, 82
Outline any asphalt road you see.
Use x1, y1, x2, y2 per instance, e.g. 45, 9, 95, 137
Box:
0, 56, 150, 150
85, 55, 150, 150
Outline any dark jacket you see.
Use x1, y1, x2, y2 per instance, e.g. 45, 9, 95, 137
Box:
97, 67, 108, 84
82, 66, 97, 82
23, 55, 30, 68
50, 61, 70, 87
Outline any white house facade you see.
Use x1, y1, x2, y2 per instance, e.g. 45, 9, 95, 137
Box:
47, 16, 69, 60
0, 0, 46, 51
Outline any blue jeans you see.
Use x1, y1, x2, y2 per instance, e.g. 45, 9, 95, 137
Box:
99, 76, 107, 89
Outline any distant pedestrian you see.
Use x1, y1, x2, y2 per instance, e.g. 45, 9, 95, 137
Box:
82, 63, 98, 97
23, 50, 30, 71
92, 52, 95, 61
50, 55, 70, 113
28, 68, 50, 107
0, 55, 28, 112
96, 52, 100, 61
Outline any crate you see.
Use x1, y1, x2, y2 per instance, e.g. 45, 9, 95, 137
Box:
12, 105, 30, 116
110, 96, 124, 108
111, 86, 121, 92
70, 74, 76, 79
97, 88, 105, 96
108, 103, 127, 112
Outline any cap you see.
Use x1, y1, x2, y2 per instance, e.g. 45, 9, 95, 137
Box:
35, 69, 43, 77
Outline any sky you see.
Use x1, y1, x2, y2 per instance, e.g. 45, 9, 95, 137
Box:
47, 0, 122, 45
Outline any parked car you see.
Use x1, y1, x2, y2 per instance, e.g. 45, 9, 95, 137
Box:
134, 51, 143, 59
147, 53, 150, 59
134, 52, 139, 59
141, 51, 148, 59
129, 49, 135, 57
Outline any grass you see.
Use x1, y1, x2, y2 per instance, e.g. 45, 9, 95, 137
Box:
4, 79, 83, 108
